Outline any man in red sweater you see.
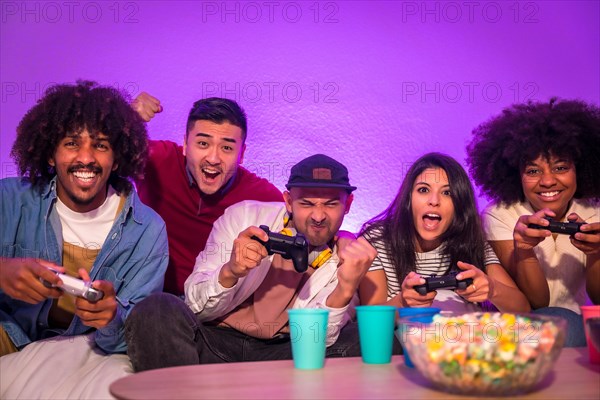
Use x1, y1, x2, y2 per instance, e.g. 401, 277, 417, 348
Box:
132, 93, 283, 296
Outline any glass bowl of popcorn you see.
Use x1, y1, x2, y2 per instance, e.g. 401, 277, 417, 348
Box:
398, 312, 566, 396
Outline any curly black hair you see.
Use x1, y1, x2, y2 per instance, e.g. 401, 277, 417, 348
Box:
466, 98, 600, 204
10, 80, 148, 194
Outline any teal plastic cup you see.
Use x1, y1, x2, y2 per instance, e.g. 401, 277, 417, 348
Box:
288, 308, 329, 369
355, 305, 398, 364
397, 307, 441, 368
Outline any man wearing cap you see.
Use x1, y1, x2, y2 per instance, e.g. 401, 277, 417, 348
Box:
125, 154, 376, 371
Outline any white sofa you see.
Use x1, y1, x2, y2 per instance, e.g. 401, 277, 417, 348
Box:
0, 335, 133, 399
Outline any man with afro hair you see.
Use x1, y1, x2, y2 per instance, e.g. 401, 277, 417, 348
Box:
0, 81, 168, 355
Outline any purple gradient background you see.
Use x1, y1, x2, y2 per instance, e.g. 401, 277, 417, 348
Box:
1, 1, 599, 231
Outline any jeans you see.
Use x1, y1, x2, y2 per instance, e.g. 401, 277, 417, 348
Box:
532, 306, 586, 347
125, 293, 297, 371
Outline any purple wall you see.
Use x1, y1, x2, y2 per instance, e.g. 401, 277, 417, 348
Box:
1, 1, 599, 231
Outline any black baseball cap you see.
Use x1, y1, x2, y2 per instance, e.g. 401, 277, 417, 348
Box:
286, 154, 357, 193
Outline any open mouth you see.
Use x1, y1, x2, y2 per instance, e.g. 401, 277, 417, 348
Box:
69, 167, 101, 186
422, 213, 442, 230
201, 166, 222, 181
73, 171, 97, 181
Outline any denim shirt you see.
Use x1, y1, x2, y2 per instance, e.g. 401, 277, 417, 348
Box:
0, 177, 168, 354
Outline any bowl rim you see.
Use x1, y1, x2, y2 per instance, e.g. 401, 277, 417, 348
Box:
396, 311, 568, 348
398, 311, 569, 325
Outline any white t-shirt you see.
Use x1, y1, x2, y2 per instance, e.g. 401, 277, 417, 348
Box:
55, 186, 121, 249
363, 227, 500, 312
482, 199, 599, 314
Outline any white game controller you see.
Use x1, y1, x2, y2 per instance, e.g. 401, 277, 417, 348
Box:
42, 270, 104, 302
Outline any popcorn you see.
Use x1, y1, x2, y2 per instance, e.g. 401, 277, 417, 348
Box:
403, 312, 564, 395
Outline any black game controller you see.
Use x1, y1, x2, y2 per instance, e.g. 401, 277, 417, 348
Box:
251, 225, 309, 273
413, 271, 474, 295
528, 217, 583, 236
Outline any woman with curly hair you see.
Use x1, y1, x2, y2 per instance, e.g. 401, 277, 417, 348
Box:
1, 80, 168, 355
358, 153, 529, 314
466, 98, 600, 347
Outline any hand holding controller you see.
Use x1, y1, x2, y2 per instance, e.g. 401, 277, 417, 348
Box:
251, 225, 309, 273
413, 271, 474, 296
528, 216, 583, 235
42, 270, 104, 302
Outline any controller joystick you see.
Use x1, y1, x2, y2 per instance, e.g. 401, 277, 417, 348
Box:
528, 217, 584, 236
251, 225, 309, 273
41, 270, 104, 302
413, 271, 474, 296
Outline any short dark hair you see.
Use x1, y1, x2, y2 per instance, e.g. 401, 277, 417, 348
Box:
10, 80, 148, 194
360, 152, 487, 283
186, 97, 247, 142
466, 98, 600, 204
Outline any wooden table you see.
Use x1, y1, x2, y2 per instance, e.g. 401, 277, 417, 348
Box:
110, 348, 600, 399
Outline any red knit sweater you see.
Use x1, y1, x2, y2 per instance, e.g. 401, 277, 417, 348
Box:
136, 140, 283, 295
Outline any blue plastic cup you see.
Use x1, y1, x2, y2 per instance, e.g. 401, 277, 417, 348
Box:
355, 305, 398, 364
288, 309, 329, 369
397, 307, 441, 368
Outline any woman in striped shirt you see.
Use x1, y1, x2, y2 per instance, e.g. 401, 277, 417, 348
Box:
358, 153, 529, 313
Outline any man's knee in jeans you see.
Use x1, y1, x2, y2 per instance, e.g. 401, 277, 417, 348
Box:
128, 293, 169, 329
125, 292, 199, 371
126, 292, 192, 337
